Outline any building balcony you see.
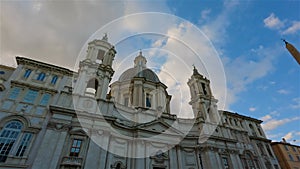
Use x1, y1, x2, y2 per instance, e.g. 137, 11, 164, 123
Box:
61, 156, 83, 167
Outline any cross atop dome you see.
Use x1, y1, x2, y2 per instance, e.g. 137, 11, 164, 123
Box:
134, 50, 147, 70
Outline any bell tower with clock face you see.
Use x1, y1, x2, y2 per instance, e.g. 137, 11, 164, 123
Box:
73, 34, 116, 100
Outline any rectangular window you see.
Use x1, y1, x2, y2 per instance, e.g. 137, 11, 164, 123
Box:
292, 146, 297, 152
15, 132, 32, 157
146, 94, 151, 108
124, 97, 129, 107
1, 101, 13, 110
8, 87, 21, 100
97, 50, 105, 61
23, 69, 32, 78
23, 90, 38, 103
16, 104, 33, 113
51, 75, 58, 84
297, 155, 300, 161
289, 154, 294, 161
201, 83, 207, 95
35, 107, 45, 116
40, 93, 51, 106
69, 139, 82, 157
36, 72, 46, 81
222, 157, 229, 169
266, 145, 274, 157
285, 145, 289, 151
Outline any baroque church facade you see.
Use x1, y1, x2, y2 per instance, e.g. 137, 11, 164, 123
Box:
0, 36, 281, 169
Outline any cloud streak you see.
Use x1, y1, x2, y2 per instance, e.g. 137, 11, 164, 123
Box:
261, 115, 300, 131
264, 13, 284, 30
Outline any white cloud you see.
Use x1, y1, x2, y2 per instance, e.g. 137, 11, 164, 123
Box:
249, 107, 256, 112
282, 21, 300, 35
200, 9, 211, 20
263, 13, 300, 35
0, 1, 171, 68
262, 116, 300, 131
223, 45, 283, 108
260, 114, 272, 121
277, 89, 290, 95
290, 97, 300, 109
264, 13, 284, 29
283, 132, 293, 141
265, 132, 283, 140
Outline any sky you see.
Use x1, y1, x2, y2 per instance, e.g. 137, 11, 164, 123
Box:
1, 1, 299, 144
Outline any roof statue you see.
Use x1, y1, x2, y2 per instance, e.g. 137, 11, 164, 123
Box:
102, 33, 108, 41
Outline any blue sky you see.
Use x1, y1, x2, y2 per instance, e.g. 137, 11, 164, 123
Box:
1, 1, 299, 144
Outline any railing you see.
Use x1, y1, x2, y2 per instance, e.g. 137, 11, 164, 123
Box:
61, 156, 83, 166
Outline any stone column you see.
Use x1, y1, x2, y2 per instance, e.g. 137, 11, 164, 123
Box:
169, 147, 179, 169
176, 145, 183, 169
31, 129, 67, 169
84, 139, 101, 169
134, 139, 145, 169
99, 131, 111, 169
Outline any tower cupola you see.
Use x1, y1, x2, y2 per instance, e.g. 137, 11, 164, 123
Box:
134, 50, 147, 71
73, 34, 116, 100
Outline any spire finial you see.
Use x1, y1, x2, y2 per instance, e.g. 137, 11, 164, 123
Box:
139, 49, 142, 56
282, 38, 288, 45
102, 33, 108, 41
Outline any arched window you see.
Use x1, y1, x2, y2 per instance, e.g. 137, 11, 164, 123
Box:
245, 153, 255, 169
37, 72, 46, 81
51, 75, 58, 84
111, 161, 125, 169
257, 127, 263, 136
85, 78, 99, 96
146, 93, 152, 108
249, 124, 257, 136
116, 163, 121, 169
240, 151, 259, 169
0, 121, 23, 162
23, 69, 32, 78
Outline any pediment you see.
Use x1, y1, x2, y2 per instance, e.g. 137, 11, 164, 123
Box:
137, 119, 183, 135
69, 127, 87, 136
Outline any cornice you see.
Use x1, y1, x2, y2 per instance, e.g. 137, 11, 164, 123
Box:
221, 110, 263, 123
16, 56, 74, 76
11, 80, 58, 94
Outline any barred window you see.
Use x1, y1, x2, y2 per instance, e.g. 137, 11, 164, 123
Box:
0, 121, 23, 162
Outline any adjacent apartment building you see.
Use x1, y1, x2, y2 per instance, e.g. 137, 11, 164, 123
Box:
271, 138, 300, 169
0, 35, 281, 169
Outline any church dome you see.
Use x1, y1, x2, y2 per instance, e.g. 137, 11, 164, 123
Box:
118, 67, 160, 83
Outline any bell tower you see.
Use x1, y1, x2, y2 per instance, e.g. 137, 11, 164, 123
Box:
187, 66, 218, 122
74, 34, 116, 100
